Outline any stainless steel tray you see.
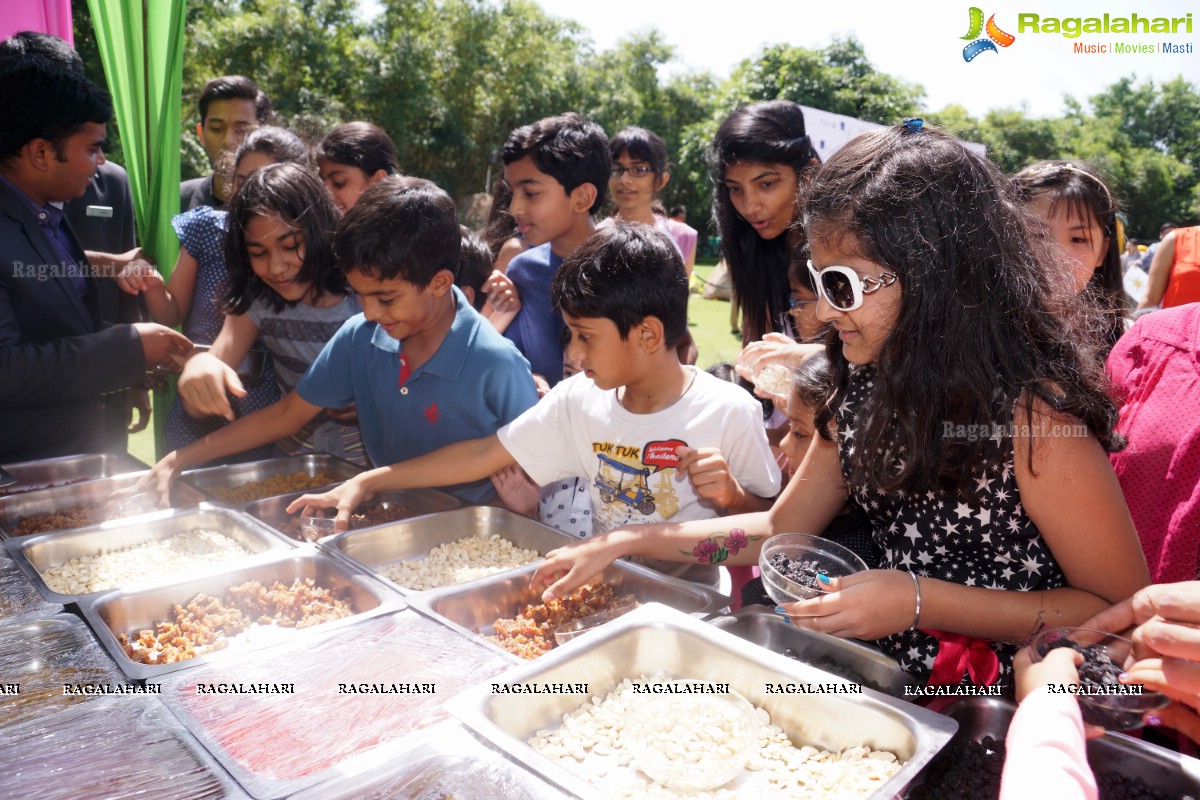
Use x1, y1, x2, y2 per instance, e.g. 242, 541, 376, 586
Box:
0, 451, 147, 496
0, 614, 125, 728
80, 547, 403, 680
0, 471, 206, 539
709, 606, 916, 696
409, 559, 730, 662
6, 505, 294, 605
902, 695, 1200, 798
323, 505, 574, 594
152, 610, 513, 800
290, 719, 573, 800
448, 602, 957, 800
0, 695, 251, 800
246, 487, 462, 543
0, 549, 61, 623
179, 454, 364, 506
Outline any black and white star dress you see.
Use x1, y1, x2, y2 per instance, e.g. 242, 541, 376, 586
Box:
835, 366, 1067, 687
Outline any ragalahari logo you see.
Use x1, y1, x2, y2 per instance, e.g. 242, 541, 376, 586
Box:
961, 7, 1016, 61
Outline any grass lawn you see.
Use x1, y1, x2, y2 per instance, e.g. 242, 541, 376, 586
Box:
128, 262, 743, 462
127, 401, 158, 464
688, 260, 742, 370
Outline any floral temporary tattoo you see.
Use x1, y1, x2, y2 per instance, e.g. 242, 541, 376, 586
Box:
684, 528, 760, 565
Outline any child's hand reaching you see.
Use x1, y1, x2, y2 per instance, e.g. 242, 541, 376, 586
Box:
782, 569, 918, 639
287, 476, 373, 533
116, 258, 163, 295
1014, 644, 1081, 700
531, 532, 627, 602
1013, 645, 1106, 738
178, 351, 246, 421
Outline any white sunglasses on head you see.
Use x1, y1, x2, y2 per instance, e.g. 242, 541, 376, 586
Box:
806, 260, 898, 312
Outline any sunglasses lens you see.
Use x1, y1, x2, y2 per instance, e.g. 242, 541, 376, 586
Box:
821, 270, 857, 310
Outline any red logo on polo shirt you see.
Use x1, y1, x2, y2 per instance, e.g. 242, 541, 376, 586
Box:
424, 404, 439, 424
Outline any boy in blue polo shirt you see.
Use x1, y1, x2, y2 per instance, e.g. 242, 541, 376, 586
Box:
145, 177, 537, 503
498, 112, 610, 387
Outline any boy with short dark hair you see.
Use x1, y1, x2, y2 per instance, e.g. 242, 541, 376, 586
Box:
500, 112, 611, 386
147, 176, 538, 503
292, 225, 780, 584
181, 75, 273, 209
455, 225, 493, 312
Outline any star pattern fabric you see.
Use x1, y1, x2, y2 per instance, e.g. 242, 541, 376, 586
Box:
835, 366, 1067, 686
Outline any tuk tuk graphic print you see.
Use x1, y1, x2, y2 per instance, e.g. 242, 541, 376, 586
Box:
594, 453, 657, 515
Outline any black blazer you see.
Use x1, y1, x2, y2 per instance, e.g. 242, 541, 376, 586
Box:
0, 177, 145, 461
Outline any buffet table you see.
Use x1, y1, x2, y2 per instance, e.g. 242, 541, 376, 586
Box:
1, 452, 1197, 799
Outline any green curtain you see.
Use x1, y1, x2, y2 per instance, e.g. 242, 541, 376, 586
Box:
86, 0, 186, 458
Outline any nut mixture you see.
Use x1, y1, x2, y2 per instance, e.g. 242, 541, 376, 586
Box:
41, 528, 253, 595
487, 583, 636, 660
14, 504, 109, 536
381, 532, 540, 591
118, 577, 353, 665
529, 676, 903, 799
205, 471, 338, 504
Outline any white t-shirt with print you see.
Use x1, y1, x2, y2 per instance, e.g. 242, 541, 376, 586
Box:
498, 368, 782, 584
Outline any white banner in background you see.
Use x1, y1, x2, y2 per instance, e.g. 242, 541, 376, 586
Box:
800, 105, 988, 159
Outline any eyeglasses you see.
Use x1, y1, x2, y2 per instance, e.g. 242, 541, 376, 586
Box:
806, 260, 898, 312
611, 164, 655, 178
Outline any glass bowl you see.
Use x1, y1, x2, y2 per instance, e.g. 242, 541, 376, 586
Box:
1031, 627, 1170, 731
298, 515, 337, 542
623, 681, 757, 792
552, 602, 638, 646
759, 533, 869, 606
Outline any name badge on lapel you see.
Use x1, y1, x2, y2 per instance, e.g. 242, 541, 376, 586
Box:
85, 205, 114, 218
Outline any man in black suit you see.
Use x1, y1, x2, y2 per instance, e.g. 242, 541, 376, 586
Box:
3, 31, 153, 455
0, 56, 190, 461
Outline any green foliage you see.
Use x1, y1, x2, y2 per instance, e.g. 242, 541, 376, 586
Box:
937, 74, 1200, 236
74, 0, 1195, 237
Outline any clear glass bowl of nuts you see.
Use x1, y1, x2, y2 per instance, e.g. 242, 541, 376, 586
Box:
1031, 627, 1170, 731
759, 533, 869, 605
623, 681, 758, 792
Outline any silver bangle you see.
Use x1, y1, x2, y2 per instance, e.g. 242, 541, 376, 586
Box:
909, 571, 922, 630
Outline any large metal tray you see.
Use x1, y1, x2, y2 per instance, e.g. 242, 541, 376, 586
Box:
290, 719, 573, 800
709, 606, 916, 696
246, 487, 462, 543
179, 454, 363, 506
0, 471, 206, 539
448, 602, 957, 800
323, 505, 575, 594
6, 505, 294, 605
0, 451, 147, 496
0, 695, 250, 800
0, 614, 125, 728
409, 559, 729, 662
152, 610, 514, 800
0, 549, 61, 624
902, 695, 1200, 798
79, 548, 403, 680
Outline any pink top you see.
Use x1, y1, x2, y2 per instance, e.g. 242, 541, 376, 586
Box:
1107, 303, 1200, 583
664, 217, 698, 264
1000, 687, 1097, 800
598, 216, 697, 263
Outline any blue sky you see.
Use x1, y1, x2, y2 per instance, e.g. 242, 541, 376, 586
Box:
361, 0, 1198, 118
